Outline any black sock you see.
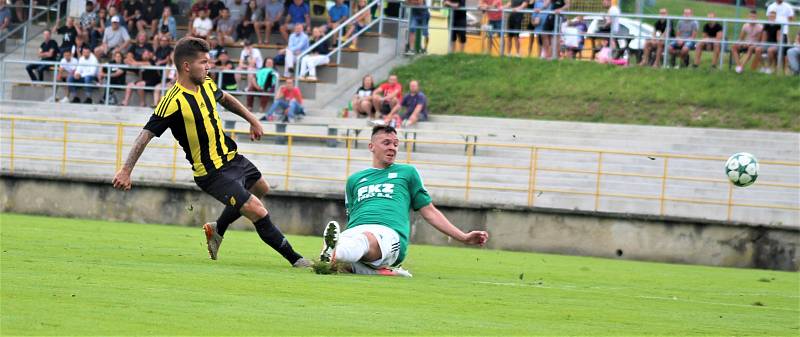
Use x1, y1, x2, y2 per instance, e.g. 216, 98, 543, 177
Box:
216, 205, 241, 237
253, 215, 302, 265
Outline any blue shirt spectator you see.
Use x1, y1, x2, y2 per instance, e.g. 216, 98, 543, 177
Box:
328, 1, 349, 23
287, 28, 309, 53
287, 1, 309, 24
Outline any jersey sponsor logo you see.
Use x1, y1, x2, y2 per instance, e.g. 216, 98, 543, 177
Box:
359, 177, 368, 183
357, 183, 395, 201
388, 173, 398, 179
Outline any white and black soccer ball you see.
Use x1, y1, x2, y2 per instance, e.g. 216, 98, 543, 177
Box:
725, 153, 759, 187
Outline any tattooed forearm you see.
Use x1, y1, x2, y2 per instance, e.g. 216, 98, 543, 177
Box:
123, 129, 155, 171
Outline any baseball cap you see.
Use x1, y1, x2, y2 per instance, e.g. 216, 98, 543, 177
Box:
111, 16, 120, 23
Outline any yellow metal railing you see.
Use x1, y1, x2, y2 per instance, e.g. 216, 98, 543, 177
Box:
1, 115, 798, 222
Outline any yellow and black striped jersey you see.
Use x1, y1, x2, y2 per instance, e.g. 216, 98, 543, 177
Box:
144, 76, 237, 177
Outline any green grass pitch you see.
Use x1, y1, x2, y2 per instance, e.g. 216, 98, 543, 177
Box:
1, 213, 798, 335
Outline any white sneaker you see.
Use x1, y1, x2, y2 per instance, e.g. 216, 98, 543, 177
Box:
59, 96, 70, 103
351, 262, 413, 277
765, 68, 773, 74
735, 65, 743, 73
319, 221, 340, 263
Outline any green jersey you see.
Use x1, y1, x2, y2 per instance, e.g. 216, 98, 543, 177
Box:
345, 163, 432, 264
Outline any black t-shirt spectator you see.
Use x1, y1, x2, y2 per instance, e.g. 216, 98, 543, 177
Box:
123, 1, 144, 19
142, 1, 164, 22
208, 1, 227, 20
155, 45, 173, 63
703, 22, 722, 38
216, 60, 237, 88
451, 0, 466, 26
654, 19, 674, 38
310, 39, 329, 55
763, 23, 781, 43
141, 60, 162, 86
40, 40, 60, 61
129, 42, 154, 61
56, 25, 78, 50
551, 0, 566, 9
109, 64, 127, 85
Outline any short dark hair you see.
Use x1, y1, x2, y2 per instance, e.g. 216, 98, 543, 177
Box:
750, 9, 757, 14
173, 37, 210, 72
371, 125, 397, 137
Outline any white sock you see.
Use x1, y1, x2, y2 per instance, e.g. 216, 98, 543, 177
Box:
334, 234, 369, 263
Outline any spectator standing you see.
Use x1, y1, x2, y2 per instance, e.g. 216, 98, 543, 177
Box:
282, 23, 309, 77
265, 77, 304, 122
561, 16, 587, 59
668, 8, 698, 68
541, 0, 570, 59
766, 0, 795, 45
693, 12, 723, 68
26, 30, 60, 82
639, 8, 672, 67
57, 49, 80, 103
263, 0, 284, 45
480, 0, 504, 55
280, 0, 310, 43
597, 0, 620, 54
526, 0, 549, 57
386, 80, 428, 128
68, 47, 100, 104
444, 0, 467, 53
505, 0, 528, 57
299, 26, 330, 81
732, 10, 764, 73
787, 31, 800, 75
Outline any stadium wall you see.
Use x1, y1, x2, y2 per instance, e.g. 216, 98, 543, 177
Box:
1, 173, 797, 271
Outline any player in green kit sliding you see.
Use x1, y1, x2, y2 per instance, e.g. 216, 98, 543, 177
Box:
318, 125, 489, 277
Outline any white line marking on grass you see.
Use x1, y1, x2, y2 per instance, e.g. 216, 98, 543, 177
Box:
475, 281, 799, 313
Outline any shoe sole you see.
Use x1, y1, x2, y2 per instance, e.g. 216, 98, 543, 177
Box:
203, 223, 218, 260
319, 221, 340, 263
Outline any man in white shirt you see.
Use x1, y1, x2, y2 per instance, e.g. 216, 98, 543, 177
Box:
191, 9, 214, 39
67, 47, 99, 104
599, 0, 621, 52
57, 49, 79, 103
766, 0, 795, 38
235, 40, 264, 83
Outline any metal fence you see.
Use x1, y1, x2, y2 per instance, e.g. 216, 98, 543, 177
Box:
0, 59, 275, 106
0, 0, 66, 60
395, 3, 800, 71
1, 115, 798, 225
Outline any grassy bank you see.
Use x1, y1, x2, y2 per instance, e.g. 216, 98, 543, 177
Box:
391, 53, 800, 131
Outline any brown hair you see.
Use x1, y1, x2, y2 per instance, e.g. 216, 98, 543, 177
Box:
173, 37, 210, 72
371, 125, 397, 137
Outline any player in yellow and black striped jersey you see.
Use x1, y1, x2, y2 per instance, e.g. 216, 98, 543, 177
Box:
112, 37, 311, 268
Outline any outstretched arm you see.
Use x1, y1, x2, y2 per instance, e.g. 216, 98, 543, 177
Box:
112, 129, 155, 190
219, 91, 263, 141
419, 204, 489, 246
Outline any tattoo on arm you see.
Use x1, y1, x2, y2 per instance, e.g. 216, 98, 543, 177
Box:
123, 129, 155, 171
220, 92, 253, 121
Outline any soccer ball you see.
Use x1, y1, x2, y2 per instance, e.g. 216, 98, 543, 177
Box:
725, 153, 759, 187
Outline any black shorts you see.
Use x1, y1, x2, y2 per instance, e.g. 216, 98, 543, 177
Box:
507, 13, 524, 37
451, 21, 467, 43
194, 154, 262, 210
543, 14, 563, 33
